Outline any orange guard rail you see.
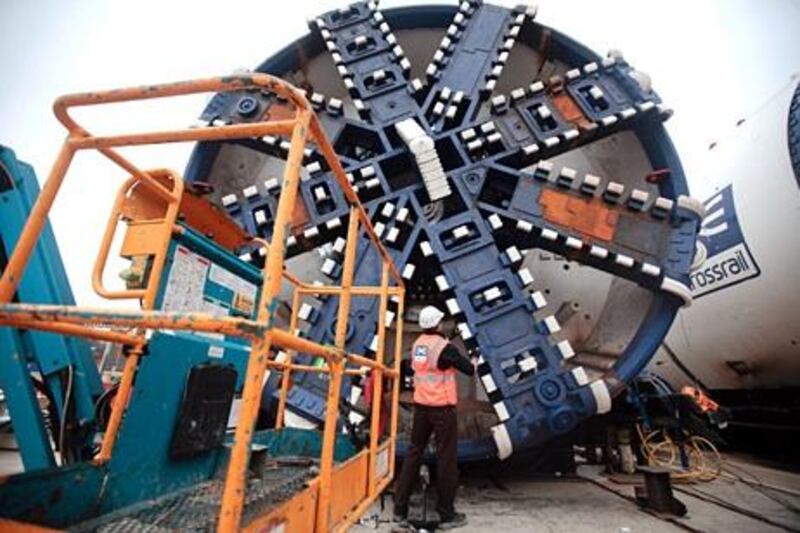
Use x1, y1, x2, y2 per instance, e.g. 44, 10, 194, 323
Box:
0, 74, 406, 532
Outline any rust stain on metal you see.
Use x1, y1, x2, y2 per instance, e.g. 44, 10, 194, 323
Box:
539, 188, 618, 242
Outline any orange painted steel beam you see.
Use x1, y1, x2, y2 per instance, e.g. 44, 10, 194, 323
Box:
368, 262, 391, 498
0, 304, 267, 340
388, 290, 405, 479
316, 206, 360, 533
9, 320, 141, 346
218, 108, 312, 532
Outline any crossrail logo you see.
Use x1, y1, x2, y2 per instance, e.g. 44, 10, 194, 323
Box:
690, 185, 760, 298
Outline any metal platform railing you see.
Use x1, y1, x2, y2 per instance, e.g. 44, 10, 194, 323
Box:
0, 74, 405, 532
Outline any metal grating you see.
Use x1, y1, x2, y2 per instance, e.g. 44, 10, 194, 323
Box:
75, 462, 315, 532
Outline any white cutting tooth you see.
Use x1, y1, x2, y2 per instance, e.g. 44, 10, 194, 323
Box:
615, 254, 634, 268
420, 241, 434, 257
484, 286, 502, 302
457, 323, 473, 340
461, 128, 477, 141
494, 401, 510, 422
589, 245, 609, 259
590, 380, 612, 414
531, 291, 547, 309
325, 217, 341, 230
386, 227, 400, 243
254, 209, 268, 226
333, 237, 347, 254
486, 132, 503, 145
517, 268, 534, 286
243, 185, 259, 199
306, 161, 322, 175
373, 222, 385, 238
642, 262, 661, 277
571, 367, 590, 386
519, 355, 537, 372
523, 143, 539, 156
517, 220, 533, 232
544, 315, 561, 334
369, 335, 379, 353
558, 167, 577, 186
537, 105, 552, 119
396, 207, 409, 223
629, 188, 649, 207
313, 186, 328, 202
481, 373, 498, 393
221, 194, 238, 207
601, 115, 618, 126
467, 139, 483, 153
436, 275, 450, 291
303, 226, 319, 239
566, 68, 580, 80
381, 203, 395, 218
402, 263, 416, 280
298, 302, 314, 321
488, 213, 503, 230
583, 62, 598, 74
581, 174, 601, 192
360, 165, 376, 179
654, 197, 674, 212
264, 178, 280, 192
321, 258, 337, 276
541, 228, 558, 241
544, 136, 560, 148
605, 181, 625, 198
453, 225, 471, 240
529, 80, 545, 94
506, 246, 522, 263
446, 298, 461, 315
565, 237, 583, 250
557, 340, 575, 359
638, 101, 656, 112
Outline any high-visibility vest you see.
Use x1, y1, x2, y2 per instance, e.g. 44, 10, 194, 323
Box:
411, 334, 457, 406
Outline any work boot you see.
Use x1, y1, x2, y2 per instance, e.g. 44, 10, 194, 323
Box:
438, 512, 467, 530
392, 511, 408, 526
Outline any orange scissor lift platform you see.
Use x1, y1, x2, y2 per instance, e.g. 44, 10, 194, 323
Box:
0, 75, 405, 531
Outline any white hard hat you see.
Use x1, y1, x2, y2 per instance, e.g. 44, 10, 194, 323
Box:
419, 306, 445, 329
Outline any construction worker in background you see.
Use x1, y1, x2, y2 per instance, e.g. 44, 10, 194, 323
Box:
393, 305, 475, 529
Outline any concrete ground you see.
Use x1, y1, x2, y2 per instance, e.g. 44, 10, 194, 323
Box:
352, 457, 800, 533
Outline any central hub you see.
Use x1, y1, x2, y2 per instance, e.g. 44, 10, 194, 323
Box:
394, 117, 452, 201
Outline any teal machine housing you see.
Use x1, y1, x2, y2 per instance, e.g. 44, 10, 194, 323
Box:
0, 145, 103, 471
0, 148, 355, 528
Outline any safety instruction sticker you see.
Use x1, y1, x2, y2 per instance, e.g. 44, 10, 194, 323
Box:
162, 245, 210, 312
209, 263, 258, 314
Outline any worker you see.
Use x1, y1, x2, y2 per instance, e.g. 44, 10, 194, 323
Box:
393, 305, 475, 529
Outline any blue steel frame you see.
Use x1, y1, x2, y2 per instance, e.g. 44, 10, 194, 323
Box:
185, 2, 699, 461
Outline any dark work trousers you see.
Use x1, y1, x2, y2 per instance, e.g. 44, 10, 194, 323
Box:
393, 404, 459, 520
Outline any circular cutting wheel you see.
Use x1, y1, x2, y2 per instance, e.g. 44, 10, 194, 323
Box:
184, 1, 703, 461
